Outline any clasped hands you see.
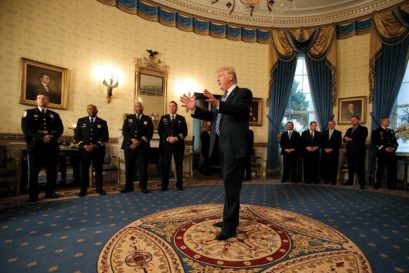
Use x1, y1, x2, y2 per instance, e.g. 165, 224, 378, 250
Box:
306, 146, 319, 152
180, 89, 219, 111
83, 144, 97, 152
130, 138, 141, 150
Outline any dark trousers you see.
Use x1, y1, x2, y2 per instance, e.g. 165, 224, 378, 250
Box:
375, 152, 397, 189
303, 151, 320, 183
321, 152, 339, 184
347, 151, 366, 188
282, 152, 298, 182
222, 157, 247, 232
161, 148, 184, 189
27, 149, 59, 198
80, 150, 104, 193
124, 149, 148, 190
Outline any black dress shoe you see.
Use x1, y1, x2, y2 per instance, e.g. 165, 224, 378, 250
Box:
97, 190, 106, 195
78, 192, 87, 197
213, 221, 223, 228
120, 188, 133, 193
45, 193, 60, 199
141, 188, 149, 194
215, 230, 237, 240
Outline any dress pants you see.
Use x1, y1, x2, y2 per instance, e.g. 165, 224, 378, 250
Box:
321, 152, 339, 184
80, 150, 104, 193
222, 157, 247, 232
27, 148, 59, 198
303, 151, 320, 183
346, 151, 366, 188
124, 149, 148, 190
282, 152, 298, 182
161, 148, 184, 189
375, 152, 397, 189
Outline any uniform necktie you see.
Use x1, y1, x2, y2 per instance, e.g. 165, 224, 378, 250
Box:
41, 109, 46, 115
90, 118, 94, 124
215, 91, 228, 135
171, 115, 174, 122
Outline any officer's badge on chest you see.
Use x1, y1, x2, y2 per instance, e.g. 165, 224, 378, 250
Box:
128, 119, 133, 123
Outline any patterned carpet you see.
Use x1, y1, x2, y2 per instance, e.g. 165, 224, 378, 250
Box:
0, 182, 408, 273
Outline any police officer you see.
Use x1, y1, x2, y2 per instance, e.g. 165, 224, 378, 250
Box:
21, 94, 64, 202
120, 102, 153, 193
75, 104, 109, 196
372, 117, 398, 190
158, 101, 188, 191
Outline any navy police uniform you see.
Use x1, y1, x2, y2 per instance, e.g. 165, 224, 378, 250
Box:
21, 107, 64, 201
158, 114, 187, 190
121, 114, 153, 192
74, 116, 109, 195
372, 127, 398, 189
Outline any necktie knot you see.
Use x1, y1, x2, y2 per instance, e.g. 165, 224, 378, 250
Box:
41, 109, 46, 114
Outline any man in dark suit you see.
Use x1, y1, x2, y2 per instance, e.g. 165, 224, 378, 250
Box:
120, 102, 153, 193
158, 101, 188, 191
280, 121, 300, 183
31, 73, 61, 105
321, 120, 342, 184
343, 115, 368, 189
181, 66, 252, 240
300, 121, 321, 184
21, 94, 64, 202
372, 117, 398, 190
74, 104, 109, 196
199, 122, 211, 175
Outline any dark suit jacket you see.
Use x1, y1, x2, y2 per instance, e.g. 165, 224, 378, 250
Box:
158, 114, 188, 150
21, 108, 64, 154
280, 131, 300, 155
343, 125, 368, 154
121, 114, 153, 151
74, 116, 109, 152
300, 130, 322, 156
321, 129, 342, 156
192, 86, 253, 159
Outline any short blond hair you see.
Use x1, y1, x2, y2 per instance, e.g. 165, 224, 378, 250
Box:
217, 66, 237, 84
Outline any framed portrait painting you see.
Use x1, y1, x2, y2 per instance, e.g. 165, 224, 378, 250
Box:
20, 58, 68, 109
249, 97, 263, 126
338, 96, 367, 124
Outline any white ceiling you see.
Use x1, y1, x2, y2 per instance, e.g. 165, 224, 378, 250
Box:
151, 0, 405, 27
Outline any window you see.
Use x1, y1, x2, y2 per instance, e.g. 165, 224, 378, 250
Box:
391, 63, 409, 153
281, 55, 317, 132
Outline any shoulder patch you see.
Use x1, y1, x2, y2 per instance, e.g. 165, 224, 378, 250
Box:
22, 111, 27, 118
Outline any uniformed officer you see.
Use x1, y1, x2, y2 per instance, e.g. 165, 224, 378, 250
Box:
74, 104, 109, 196
21, 94, 64, 202
372, 117, 398, 190
158, 101, 188, 191
120, 102, 153, 193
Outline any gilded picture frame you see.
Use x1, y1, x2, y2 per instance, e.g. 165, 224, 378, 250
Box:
250, 97, 263, 126
338, 96, 367, 124
20, 58, 68, 109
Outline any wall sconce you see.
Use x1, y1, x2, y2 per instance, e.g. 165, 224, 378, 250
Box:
103, 75, 118, 103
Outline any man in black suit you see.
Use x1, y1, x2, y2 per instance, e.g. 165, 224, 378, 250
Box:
372, 117, 398, 190
29, 73, 61, 105
321, 120, 342, 184
158, 101, 188, 191
300, 121, 321, 184
21, 94, 64, 202
75, 104, 109, 196
181, 66, 252, 240
199, 122, 211, 175
120, 102, 153, 193
280, 121, 300, 183
343, 115, 368, 189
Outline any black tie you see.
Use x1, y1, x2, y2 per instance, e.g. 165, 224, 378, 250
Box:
171, 116, 174, 122
41, 109, 46, 115
90, 118, 94, 124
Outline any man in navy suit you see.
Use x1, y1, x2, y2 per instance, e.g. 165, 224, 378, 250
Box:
343, 115, 368, 189
158, 101, 188, 191
181, 66, 252, 240
280, 121, 300, 183
300, 121, 322, 184
120, 102, 153, 193
321, 120, 342, 184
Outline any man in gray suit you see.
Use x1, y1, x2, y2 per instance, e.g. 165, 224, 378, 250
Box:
181, 66, 252, 240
